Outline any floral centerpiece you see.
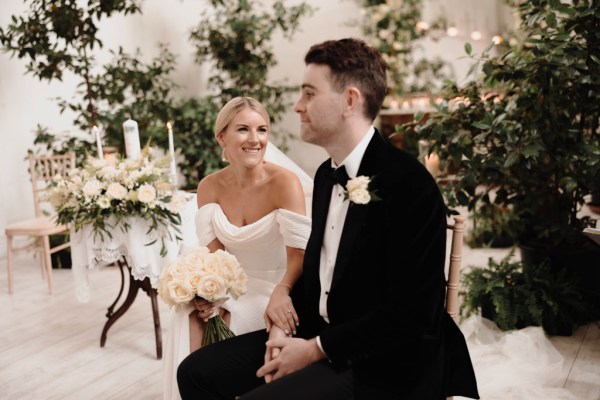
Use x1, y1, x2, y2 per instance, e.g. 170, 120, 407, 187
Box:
158, 246, 248, 345
47, 147, 189, 256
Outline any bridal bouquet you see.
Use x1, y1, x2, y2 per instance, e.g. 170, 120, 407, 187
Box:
47, 147, 189, 256
158, 246, 248, 345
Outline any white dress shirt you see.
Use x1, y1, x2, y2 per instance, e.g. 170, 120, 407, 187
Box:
318, 126, 375, 322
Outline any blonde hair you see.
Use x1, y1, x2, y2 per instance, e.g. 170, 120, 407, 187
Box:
214, 96, 271, 139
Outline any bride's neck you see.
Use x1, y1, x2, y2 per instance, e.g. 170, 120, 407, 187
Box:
227, 162, 268, 189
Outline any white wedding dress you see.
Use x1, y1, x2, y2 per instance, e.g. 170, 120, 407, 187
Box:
162, 143, 313, 400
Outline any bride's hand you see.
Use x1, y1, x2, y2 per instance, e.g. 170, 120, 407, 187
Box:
264, 286, 298, 336
193, 296, 215, 321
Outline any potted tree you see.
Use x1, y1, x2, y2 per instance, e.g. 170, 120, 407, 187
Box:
399, 0, 600, 329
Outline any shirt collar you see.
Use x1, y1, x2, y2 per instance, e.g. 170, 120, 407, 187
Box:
330, 125, 375, 179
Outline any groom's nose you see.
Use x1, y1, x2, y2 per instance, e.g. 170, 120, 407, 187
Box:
294, 99, 305, 114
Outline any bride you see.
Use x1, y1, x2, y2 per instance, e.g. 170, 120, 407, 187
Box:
162, 97, 313, 400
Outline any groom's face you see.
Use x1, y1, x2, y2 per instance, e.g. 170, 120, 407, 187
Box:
294, 64, 344, 149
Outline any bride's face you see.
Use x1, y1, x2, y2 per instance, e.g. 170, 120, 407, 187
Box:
219, 108, 269, 168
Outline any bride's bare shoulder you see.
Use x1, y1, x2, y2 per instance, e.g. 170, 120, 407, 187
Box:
266, 162, 301, 185
265, 163, 305, 213
196, 168, 227, 207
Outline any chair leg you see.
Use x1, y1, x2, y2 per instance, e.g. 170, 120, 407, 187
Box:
7, 235, 13, 294
38, 238, 46, 279
41, 235, 53, 294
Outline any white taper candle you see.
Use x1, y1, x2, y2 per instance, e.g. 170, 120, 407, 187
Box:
93, 125, 103, 159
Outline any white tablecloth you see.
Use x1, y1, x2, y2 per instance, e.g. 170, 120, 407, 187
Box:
70, 192, 198, 302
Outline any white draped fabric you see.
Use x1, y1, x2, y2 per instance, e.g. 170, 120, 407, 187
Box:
460, 315, 582, 400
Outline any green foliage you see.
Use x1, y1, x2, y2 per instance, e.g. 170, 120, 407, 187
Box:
1, 0, 315, 189
190, 0, 316, 124
357, 0, 452, 97
460, 249, 589, 335
400, 0, 600, 248
0, 0, 141, 83
467, 203, 518, 248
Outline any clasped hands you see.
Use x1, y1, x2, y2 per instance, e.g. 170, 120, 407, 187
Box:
257, 325, 325, 383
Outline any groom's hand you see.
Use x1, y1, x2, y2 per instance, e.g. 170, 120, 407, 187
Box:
261, 326, 287, 383
257, 337, 326, 382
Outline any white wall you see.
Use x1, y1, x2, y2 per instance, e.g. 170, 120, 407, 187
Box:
0, 0, 507, 257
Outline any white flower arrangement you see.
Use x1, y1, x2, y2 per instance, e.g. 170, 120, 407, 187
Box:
157, 246, 248, 345
48, 147, 189, 256
344, 175, 380, 205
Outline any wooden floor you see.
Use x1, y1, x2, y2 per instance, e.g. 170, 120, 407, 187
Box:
1, 247, 600, 400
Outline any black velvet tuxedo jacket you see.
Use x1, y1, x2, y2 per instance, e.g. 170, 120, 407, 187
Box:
291, 131, 479, 399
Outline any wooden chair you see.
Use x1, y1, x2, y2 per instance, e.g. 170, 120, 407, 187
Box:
5, 152, 75, 294
446, 215, 465, 323
444, 215, 466, 400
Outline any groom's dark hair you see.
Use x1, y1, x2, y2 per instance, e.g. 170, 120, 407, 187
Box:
304, 38, 388, 121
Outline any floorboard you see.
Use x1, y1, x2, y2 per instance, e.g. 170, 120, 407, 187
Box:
1, 245, 599, 400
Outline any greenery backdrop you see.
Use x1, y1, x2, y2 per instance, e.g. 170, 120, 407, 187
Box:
0, 0, 314, 189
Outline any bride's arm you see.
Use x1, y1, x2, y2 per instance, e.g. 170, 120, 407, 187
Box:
265, 168, 308, 335
265, 246, 304, 335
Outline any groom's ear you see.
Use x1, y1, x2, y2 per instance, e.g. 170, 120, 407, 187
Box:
343, 86, 362, 117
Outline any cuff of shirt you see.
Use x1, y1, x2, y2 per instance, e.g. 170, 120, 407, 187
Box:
315, 336, 330, 361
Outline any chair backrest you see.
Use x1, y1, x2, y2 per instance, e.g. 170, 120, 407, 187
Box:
445, 215, 465, 323
29, 152, 76, 217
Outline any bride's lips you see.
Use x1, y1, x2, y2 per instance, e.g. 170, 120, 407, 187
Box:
242, 147, 261, 154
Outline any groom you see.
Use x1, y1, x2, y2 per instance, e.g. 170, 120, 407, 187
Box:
177, 38, 479, 399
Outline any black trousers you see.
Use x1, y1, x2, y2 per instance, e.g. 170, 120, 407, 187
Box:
177, 329, 353, 400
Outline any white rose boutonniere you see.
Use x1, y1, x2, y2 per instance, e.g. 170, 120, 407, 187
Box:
344, 175, 380, 205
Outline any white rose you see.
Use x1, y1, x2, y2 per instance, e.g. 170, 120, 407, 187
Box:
137, 184, 157, 203
213, 249, 242, 282
97, 196, 111, 209
167, 193, 188, 213
71, 174, 83, 186
346, 176, 370, 192
348, 188, 371, 205
99, 165, 118, 179
181, 248, 210, 271
82, 179, 103, 197
167, 277, 196, 304
195, 272, 227, 302
106, 182, 128, 200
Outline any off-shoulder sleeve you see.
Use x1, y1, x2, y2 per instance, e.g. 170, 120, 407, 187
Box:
276, 209, 311, 250
195, 203, 218, 246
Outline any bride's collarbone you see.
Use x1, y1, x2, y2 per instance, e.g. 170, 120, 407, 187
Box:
218, 202, 277, 228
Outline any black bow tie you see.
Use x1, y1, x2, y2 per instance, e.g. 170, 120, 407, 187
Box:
326, 164, 350, 187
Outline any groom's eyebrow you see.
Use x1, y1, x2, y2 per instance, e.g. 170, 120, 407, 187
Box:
301, 83, 316, 90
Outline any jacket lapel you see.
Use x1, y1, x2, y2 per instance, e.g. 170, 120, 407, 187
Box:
303, 164, 334, 285
330, 132, 387, 289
